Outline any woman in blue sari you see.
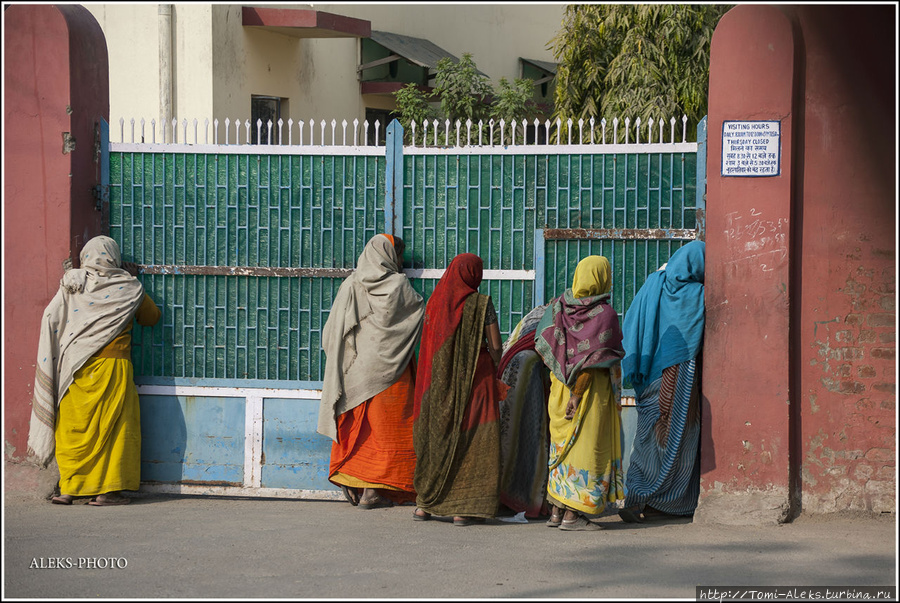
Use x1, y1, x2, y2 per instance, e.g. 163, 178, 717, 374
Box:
619, 240, 705, 522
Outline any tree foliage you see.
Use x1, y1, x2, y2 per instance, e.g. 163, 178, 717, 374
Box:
393, 83, 437, 135
432, 53, 494, 124
550, 4, 731, 140
392, 53, 537, 145
491, 77, 537, 124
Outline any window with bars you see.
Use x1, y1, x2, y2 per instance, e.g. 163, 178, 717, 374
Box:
251, 95, 286, 144
365, 108, 394, 146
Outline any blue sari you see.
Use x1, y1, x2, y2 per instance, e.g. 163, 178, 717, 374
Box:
621, 240, 705, 517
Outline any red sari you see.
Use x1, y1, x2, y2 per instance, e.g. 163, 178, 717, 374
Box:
412, 254, 509, 517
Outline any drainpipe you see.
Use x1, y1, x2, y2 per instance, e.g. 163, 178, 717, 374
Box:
159, 4, 173, 140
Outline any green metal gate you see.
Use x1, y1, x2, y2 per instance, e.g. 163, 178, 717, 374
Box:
103, 115, 706, 497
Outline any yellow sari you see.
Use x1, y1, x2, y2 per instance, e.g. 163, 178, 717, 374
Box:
28, 236, 161, 498
541, 256, 626, 515
546, 366, 624, 515
56, 357, 141, 496
55, 296, 160, 497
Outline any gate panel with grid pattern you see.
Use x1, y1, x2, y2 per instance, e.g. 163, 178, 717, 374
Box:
105, 117, 705, 497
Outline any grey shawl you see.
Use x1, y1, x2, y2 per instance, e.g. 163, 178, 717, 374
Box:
317, 235, 425, 441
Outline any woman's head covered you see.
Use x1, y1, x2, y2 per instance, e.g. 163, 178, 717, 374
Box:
572, 255, 611, 299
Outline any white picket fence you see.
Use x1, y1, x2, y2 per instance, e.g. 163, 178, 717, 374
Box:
114, 114, 697, 153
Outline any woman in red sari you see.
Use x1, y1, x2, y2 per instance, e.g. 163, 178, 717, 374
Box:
412, 253, 508, 526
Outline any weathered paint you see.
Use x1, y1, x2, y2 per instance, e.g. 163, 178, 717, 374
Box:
3, 5, 107, 461
698, 4, 896, 523
261, 398, 334, 490
140, 265, 355, 279
136, 384, 337, 495
698, 4, 797, 523
385, 119, 404, 236
543, 228, 698, 241
791, 5, 895, 514
139, 483, 343, 500
139, 395, 245, 485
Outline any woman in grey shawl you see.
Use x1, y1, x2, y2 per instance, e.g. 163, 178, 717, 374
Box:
318, 234, 425, 509
27, 235, 160, 505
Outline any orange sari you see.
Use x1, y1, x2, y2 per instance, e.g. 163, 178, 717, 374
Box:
328, 362, 417, 503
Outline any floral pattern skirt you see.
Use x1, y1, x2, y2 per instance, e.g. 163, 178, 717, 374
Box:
546, 367, 625, 515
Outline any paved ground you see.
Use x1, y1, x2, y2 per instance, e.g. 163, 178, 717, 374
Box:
3, 491, 896, 599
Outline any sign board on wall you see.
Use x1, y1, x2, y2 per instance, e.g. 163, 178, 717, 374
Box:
721, 120, 781, 177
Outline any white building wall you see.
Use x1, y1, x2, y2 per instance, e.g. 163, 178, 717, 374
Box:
311, 3, 563, 81
85, 3, 564, 136
84, 3, 160, 135
211, 5, 364, 129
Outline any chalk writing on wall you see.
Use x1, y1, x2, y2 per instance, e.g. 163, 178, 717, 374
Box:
723, 208, 788, 272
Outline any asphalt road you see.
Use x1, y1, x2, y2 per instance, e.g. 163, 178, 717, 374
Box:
3, 491, 896, 599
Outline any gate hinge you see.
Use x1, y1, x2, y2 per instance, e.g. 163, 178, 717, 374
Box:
92, 184, 102, 211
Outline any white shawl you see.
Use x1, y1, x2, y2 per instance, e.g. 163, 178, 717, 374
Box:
317, 235, 424, 442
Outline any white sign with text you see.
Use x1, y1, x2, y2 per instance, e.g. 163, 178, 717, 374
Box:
721, 120, 781, 177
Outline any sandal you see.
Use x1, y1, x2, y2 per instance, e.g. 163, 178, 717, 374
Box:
51, 495, 73, 505
546, 506, 562, 527
559, 514, 603, 531
340, 485, 360, 507
618, 506, 645, 523
453, 516, 486, 527
88, 493, 131, 506
359, 494, 394, 510
413, 508, 431, 521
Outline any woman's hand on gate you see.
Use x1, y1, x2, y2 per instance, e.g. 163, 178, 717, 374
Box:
122, 261, 140, 276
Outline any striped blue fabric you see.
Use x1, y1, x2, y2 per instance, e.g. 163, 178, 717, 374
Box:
623, 357, 700, 515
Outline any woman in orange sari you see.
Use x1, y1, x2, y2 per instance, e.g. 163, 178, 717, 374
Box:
319, 234, 425, 509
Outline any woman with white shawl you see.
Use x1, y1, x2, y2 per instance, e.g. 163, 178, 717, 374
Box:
27, 235, 161, 505
318, 234, 425, 509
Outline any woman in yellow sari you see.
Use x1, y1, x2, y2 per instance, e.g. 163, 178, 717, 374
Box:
534, 256, 625, 531
27, 235, 161, 506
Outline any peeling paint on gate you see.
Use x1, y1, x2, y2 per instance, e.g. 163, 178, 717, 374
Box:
542, 227, 698, 241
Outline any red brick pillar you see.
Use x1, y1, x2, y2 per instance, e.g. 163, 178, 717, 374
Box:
696, 5, 798, 524
3, 5, 108, 474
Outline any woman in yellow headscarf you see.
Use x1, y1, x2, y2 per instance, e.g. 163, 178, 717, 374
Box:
534, 256, 626, 531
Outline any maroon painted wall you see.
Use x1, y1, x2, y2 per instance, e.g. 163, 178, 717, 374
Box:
699, 4, 895, 522
700, 5, 798, 523
792, 5, 895, 514
3, 5, 108, 461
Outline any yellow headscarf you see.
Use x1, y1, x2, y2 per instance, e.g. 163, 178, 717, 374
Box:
572, 255, 612, 299
534, 254, 624, 387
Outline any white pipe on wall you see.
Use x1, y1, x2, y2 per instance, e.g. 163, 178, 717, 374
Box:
159, 4, 173, 139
